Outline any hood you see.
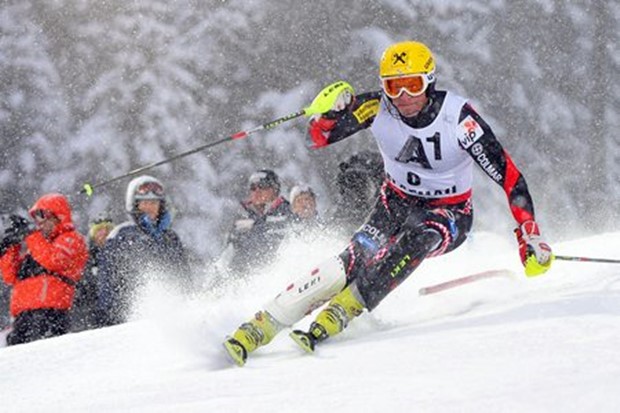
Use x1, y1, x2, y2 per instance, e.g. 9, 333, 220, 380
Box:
29, 193, 74, 227
125, 175, 165, 214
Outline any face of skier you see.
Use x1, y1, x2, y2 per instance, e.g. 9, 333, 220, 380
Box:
137, 199, 161, 221
391, 91, 429, 118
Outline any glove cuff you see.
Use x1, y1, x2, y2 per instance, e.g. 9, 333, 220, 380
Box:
308, 117, 336, 149
519, 220, 540, 237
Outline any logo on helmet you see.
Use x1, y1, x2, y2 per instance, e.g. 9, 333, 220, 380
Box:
392, 52, 407, 65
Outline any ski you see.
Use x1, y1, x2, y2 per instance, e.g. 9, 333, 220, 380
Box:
419, 269, 514, 295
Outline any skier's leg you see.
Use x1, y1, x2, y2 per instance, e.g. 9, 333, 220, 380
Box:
289, 225, 439, 352
292, 204, 472, 351
289, 283, 365, 352
224, 255, 348, 365
356, 205, 472, 310
289, 196, 403, 352
224, 194, 397, 365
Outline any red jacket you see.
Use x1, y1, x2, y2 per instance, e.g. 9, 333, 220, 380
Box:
0, 194, 88, 317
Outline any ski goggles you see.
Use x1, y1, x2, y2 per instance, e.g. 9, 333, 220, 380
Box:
136, 181, 164, 197
381, 74, 432, 99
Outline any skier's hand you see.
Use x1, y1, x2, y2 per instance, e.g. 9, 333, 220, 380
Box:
515, 220, 553, 277
308, 117, 337, 148
305, 81, 355, 148
305, 81, 355, 116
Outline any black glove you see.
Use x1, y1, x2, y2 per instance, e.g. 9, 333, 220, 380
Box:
2, 214, 32, 245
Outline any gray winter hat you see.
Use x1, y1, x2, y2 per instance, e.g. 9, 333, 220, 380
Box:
249, 169, 280, 192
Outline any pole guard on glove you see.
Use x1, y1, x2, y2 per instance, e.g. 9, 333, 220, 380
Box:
305, 81, 355, 148
515, 220, 553, 277
303, 81, 355, 116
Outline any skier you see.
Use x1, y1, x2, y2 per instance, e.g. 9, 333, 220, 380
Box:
96, 175, 191, 326
223, 41, 553, 366
0, 194, 89, 345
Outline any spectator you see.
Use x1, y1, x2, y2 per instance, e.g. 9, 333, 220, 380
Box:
289, 184, 323, 231
96, 175, 191, 327
223, 169, 293, 276
71, 216, 115, 332
0, 194, 88, 345
330, 151, 384, 233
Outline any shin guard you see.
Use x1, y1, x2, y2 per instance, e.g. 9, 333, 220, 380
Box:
263, 255, 347, 326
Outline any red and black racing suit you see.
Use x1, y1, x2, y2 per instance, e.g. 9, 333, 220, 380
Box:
310, 90, 536, 310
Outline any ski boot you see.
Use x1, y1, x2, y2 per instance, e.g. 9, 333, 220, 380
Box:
223, 310, 283, 367
290, 285, 365, 353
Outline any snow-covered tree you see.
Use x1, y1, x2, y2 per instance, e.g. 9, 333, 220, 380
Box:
0, 2, 70, 210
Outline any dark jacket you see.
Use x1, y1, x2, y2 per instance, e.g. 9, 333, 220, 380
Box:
71, 242, 104, 331
226, 196, 293, 275
96, 211, 190, 326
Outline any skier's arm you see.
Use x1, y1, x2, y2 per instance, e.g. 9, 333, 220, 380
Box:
457, 103, 552, 276
457, 103, 535, 224
307, 91, 382, 148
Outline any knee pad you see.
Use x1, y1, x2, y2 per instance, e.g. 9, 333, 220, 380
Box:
403, 209, 456, 257
263, 255, 347, 326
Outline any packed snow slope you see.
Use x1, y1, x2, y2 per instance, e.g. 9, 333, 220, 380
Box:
1, 231, 619, 413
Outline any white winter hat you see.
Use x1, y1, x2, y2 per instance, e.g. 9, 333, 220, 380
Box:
289, 184, 315, 203
125, 175, 165, 213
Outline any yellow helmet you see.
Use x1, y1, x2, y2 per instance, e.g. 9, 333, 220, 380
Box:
379, 41, 435, 78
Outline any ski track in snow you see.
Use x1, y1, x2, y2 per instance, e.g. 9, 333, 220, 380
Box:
0, 232, 619, 412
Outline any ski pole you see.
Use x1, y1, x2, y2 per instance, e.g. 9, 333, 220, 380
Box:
419, 269, 515, 295
80, 110, 305, 196
80, 80, 355, 197
554, 255, 620, 264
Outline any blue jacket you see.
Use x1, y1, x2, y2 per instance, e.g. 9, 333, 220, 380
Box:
96, 211, 190, 326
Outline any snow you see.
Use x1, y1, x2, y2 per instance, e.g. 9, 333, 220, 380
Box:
1, 231, 619, 412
